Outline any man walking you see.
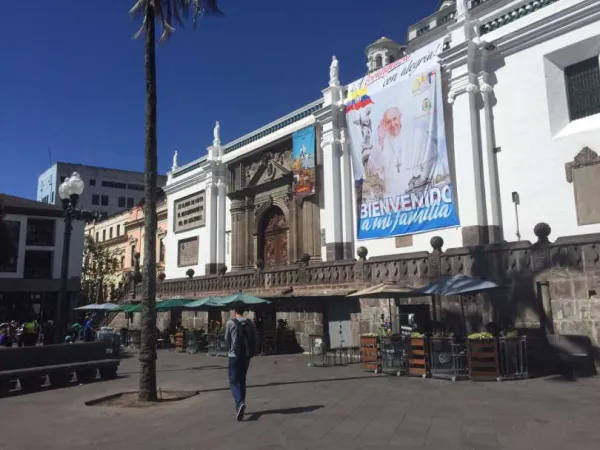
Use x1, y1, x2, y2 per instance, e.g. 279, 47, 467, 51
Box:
225, 302, 257, 421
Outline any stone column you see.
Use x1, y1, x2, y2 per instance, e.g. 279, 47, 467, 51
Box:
447, 81, 488, 244
319, 85, 344, 260
205, 182, 218, 274
245, 198, 255, 268
288, 197, 301, 263
446, 8, 490, 247
321, 132, 343, 260
302, 197, 321, 260
230, 199, 244, 271
216, 180, 227, 270
479, 46, 504, 243
340, 128, 355, 259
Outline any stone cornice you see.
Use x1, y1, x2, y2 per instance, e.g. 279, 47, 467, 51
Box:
222, 100, 323, 155
491, 0, 600, 57
163, 170, 208, 196
480, 0, 563, 36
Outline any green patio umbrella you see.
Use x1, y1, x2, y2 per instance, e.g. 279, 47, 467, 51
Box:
217, 293, 271, 306
118, 303, 141, 313
124, 303, 143, 313
185, 296, 221, 308
155, 297, 194, 311
123, 298, 193, 313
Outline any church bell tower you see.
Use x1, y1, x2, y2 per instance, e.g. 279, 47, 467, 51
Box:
365, 36, 407, 73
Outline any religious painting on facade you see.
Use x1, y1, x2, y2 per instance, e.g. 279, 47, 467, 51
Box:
292, 126, 316, 197
345, 38, 459, 240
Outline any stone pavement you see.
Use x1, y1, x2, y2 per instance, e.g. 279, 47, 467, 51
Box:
1, 350, 600, 450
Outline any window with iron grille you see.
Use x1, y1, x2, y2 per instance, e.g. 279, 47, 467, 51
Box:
565, 57, 600, 121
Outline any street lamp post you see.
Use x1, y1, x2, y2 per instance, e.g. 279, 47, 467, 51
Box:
55, 172, 94, 343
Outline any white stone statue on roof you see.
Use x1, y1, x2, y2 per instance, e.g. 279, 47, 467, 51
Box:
456, 0, 469, 19
329, 56, 339, 87
172, 150, 178, 170
213, 121, 221, 146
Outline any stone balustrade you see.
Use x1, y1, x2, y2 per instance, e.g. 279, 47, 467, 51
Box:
128, 223, 600, 300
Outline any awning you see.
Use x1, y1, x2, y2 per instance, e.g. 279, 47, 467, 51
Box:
347, 283, 424, 299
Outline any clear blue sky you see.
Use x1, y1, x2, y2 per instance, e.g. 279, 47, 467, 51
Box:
0, 0, 437, 199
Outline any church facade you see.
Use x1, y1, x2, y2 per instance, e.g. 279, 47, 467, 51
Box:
143, 0, 600, 350
164, 0, 600, 274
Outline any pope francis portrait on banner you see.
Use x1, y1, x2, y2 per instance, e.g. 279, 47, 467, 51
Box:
365, 105, 440, 201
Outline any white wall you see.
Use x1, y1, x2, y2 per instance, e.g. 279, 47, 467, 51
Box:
164, 181, 210, 279
0, 213, 84, 280
490, 20, 600, 242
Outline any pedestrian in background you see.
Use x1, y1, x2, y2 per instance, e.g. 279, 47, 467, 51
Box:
225, 302, 257, 421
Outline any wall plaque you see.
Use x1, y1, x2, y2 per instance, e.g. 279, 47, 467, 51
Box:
177, 237, 199, 267
174, 191, 205, 233
566, 147, 600, 225
395, 235, 413, 248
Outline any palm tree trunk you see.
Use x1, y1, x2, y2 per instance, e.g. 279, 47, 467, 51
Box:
138, 1, 158, 403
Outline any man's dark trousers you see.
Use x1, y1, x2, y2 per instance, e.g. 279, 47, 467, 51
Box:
228, 356, 250, 409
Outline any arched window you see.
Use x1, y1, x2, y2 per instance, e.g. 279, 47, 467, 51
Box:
375, 54, 383, 69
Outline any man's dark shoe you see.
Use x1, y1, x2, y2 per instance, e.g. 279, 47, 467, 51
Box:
236, 403, 246, 421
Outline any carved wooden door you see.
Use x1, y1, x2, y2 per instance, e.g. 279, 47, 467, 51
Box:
262, 208, 288, 266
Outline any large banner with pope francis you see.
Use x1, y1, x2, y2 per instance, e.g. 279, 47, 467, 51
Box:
345, 38, 459, 240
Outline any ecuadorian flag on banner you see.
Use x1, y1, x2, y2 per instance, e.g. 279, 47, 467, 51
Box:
345, 87, 373, 113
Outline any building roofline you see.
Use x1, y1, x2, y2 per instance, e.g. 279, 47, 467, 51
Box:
221, 99, 323, 154
0, 193, 64, 218
48, 162, 168, 178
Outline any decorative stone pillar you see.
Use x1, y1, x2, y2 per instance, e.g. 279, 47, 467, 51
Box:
317, 56, 344, 261
302, 197, 321, 260
206, 182, 218, 274
216, 179, 227, 270
479, 44, 503, 243
446, 12, 489, 247
340, 128, 355, 259
245, 197, 256, 269
321, 131, 343, 260
230, 199, 245, 271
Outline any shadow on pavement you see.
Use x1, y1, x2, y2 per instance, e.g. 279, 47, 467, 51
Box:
196, 375, 383, 394
246, 405, 324, 421
120, 365, 226, 375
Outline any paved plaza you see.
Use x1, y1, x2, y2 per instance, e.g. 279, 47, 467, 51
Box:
1, 350, 599, 450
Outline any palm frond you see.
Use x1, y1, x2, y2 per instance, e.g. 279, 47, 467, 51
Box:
130, 0, 223, 40
129, 0, 147, 18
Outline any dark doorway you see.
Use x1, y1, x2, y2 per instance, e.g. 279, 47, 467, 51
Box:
254, 306, 277, 354
259, 206, 288, 266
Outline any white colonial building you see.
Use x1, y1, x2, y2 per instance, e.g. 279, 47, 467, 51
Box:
163, 0, 600, 279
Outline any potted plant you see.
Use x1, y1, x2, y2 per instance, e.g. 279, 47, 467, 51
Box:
467, 332, 500, 381
407, 332, 429, 378
360, 333, 381, 373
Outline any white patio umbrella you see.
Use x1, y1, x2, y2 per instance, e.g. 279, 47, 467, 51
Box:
73, 302, 121, 311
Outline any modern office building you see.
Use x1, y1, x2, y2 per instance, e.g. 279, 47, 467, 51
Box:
37, 162, 167, 218
0, 193, 84, 324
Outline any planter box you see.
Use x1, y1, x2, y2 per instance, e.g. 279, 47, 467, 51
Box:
408, 337, 429, 378
467, 339, 500, 381
360, 336, 381, 373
